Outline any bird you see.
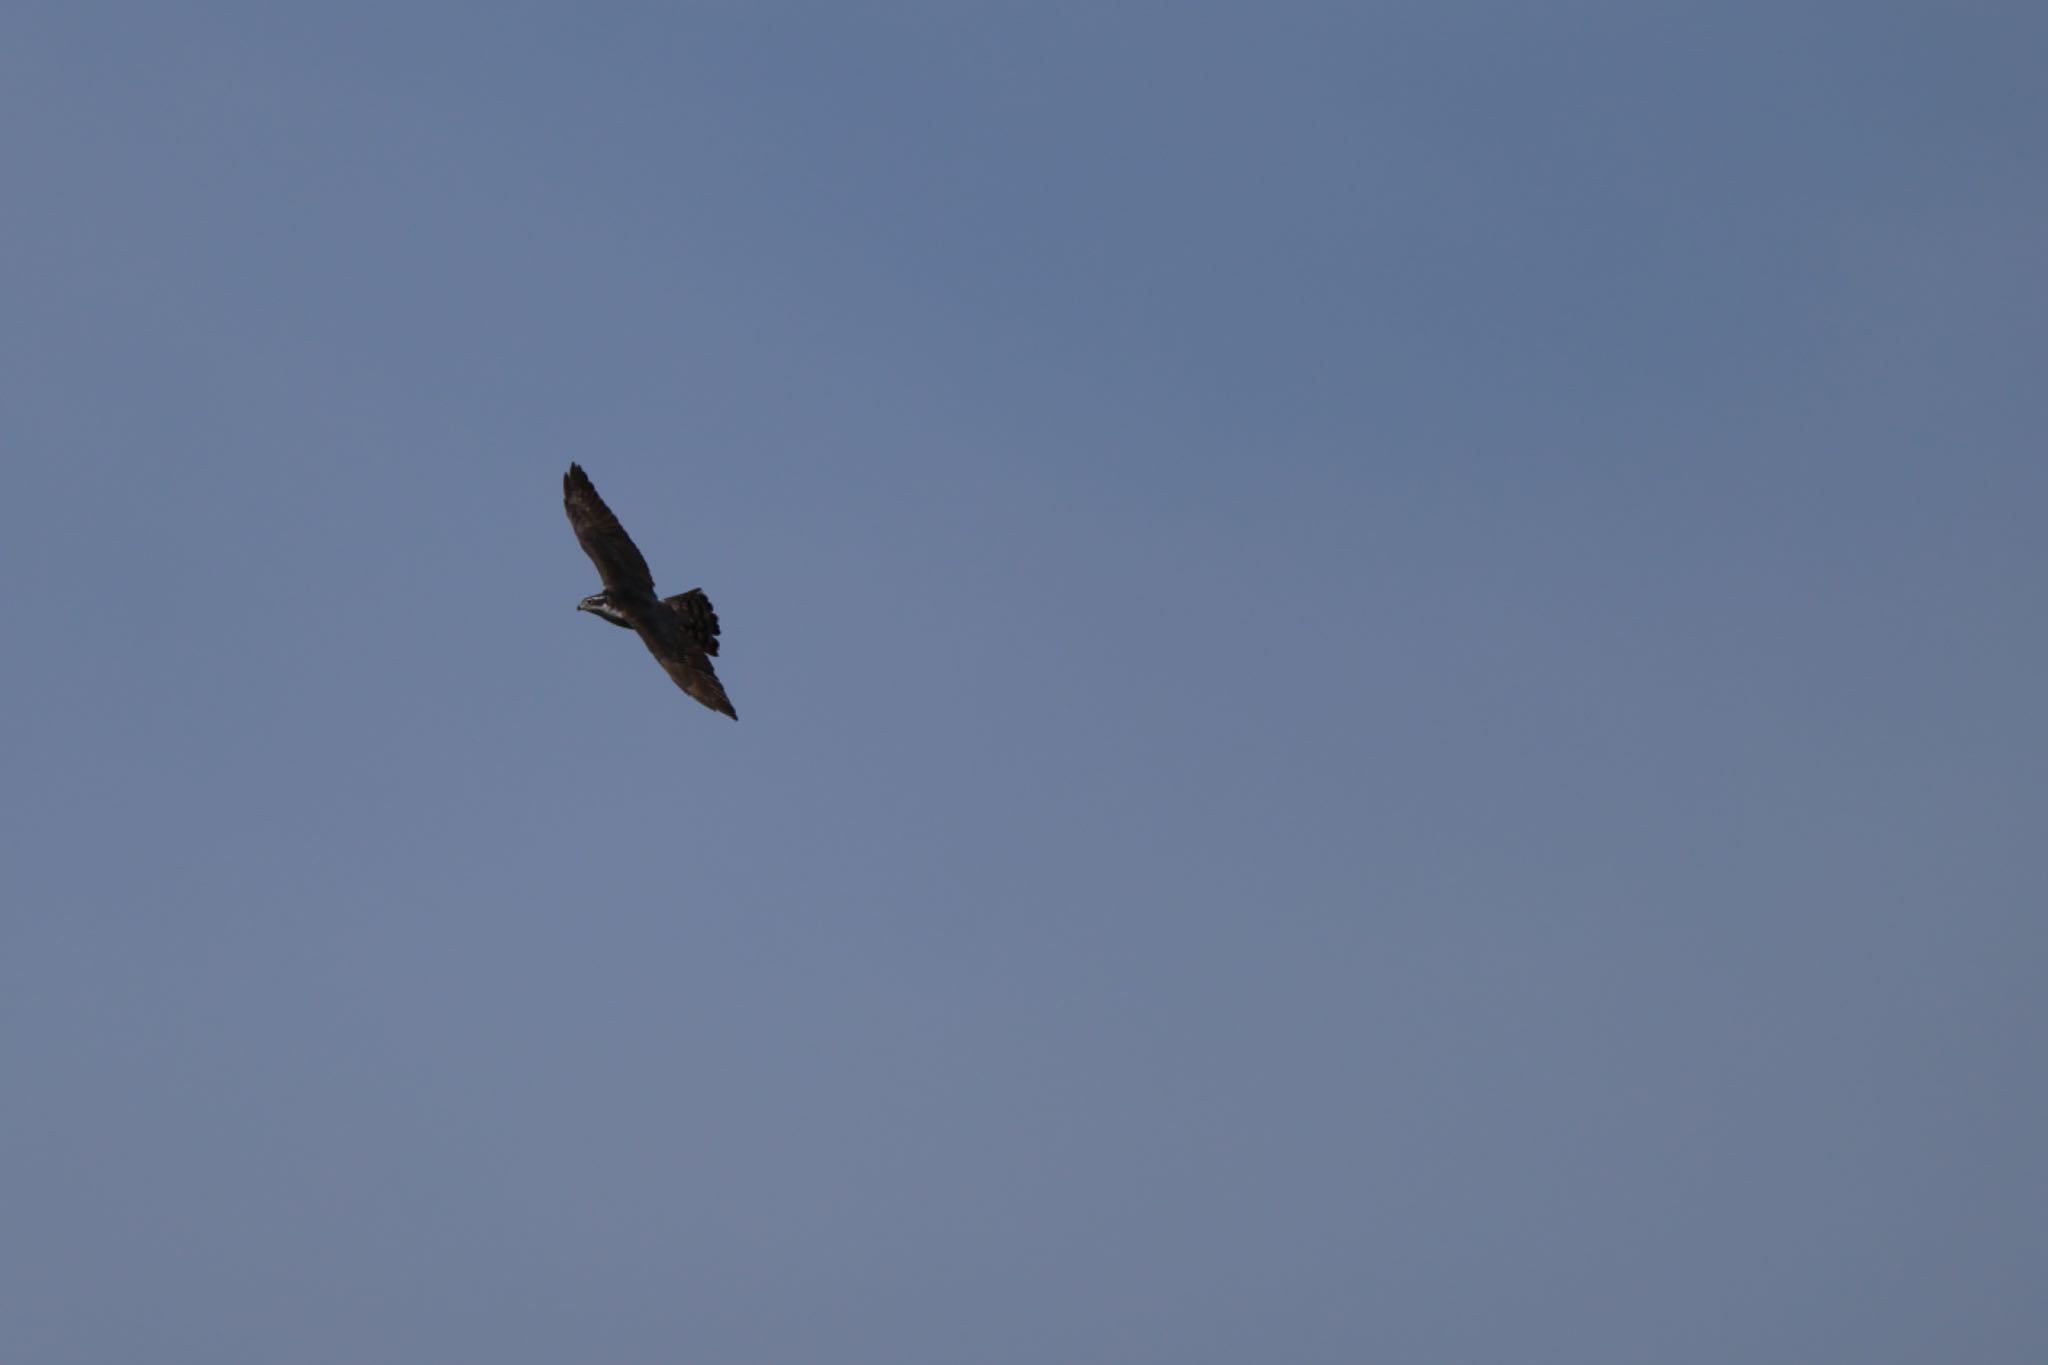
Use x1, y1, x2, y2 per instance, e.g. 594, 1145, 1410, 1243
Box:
563, 462, 737, 719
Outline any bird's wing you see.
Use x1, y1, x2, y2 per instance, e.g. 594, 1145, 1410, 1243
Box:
564, 463, 654, 596
648, 634, 739, 719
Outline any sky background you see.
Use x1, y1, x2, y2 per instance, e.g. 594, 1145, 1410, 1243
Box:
4, 3, 2045, 1361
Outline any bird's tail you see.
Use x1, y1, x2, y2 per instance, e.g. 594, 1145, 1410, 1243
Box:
663, 589, 722, 656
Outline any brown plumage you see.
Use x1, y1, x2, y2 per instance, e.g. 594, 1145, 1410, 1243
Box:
564, 463, 737, 719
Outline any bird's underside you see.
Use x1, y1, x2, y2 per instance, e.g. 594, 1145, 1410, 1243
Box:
563, 462, 737, 719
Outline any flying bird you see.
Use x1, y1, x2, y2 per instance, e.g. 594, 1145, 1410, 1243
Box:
563, 463, 737, 719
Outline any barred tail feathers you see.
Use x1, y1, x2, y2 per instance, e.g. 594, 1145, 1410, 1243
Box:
662, 588, 722, 656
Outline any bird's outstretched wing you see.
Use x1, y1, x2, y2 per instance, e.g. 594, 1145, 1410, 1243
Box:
564, 462, 654, 597
650, 635, 738, 719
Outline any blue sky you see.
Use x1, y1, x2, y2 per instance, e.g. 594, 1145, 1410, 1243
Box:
4, 4, 2044, 1361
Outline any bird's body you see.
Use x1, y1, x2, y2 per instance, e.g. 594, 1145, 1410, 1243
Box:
563, 463, 737, 719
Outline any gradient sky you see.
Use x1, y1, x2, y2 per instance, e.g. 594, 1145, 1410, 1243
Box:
5, 4, 2045, 1362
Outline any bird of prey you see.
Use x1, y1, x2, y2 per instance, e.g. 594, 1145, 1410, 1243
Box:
563, 463, 737, 719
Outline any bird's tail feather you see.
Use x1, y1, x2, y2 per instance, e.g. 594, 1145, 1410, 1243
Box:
663, 589, 722, 656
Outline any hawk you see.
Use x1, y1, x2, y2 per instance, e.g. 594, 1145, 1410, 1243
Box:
563, 462, 737, 719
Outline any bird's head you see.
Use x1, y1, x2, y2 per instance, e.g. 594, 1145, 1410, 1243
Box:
577, 592, 634, 629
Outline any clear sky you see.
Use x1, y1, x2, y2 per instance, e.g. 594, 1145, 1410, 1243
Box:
5, 4, 2044, 1361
